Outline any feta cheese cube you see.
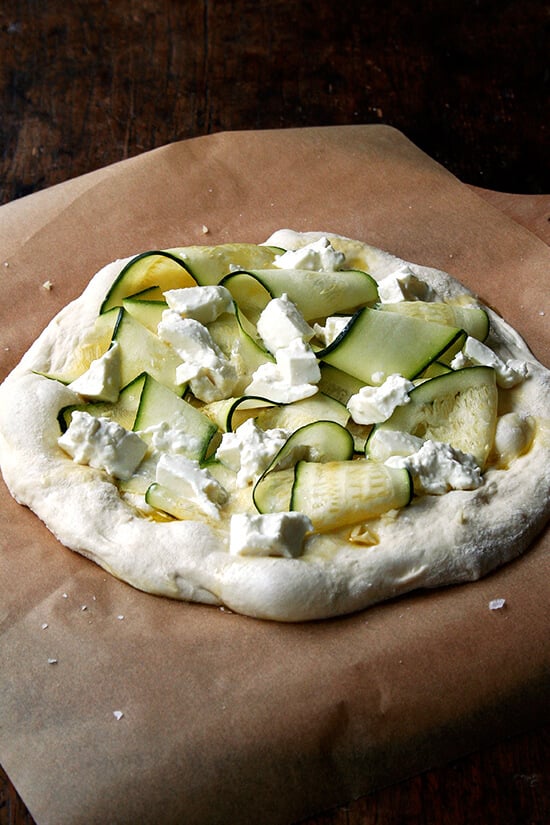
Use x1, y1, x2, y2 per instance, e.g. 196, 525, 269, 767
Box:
273, 237, 345, 272
229, 511, 313, 558
163, 285, 234, 325
58, 411, 147, 480
157, 311, 238, 402
244, 361, 318, 404
347, 374, 414, 425
216, 419, 290, 487
155, 454, 227, 519
377, 267, 436, 303
256, 294, 314, 353
275, 338, 321, 385
68, 342, 121, 403
385, 440, 482, 495
313, 315, 352, 346
451, 336, 528, 388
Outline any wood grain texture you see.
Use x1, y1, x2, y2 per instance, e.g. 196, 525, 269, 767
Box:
0, 0, 548, 205
0, 2, 549, 824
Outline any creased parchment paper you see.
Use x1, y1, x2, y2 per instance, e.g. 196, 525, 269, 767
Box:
0, 125, 549, 825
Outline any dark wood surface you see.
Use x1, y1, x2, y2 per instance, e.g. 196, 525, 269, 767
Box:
0, 2, 549, 824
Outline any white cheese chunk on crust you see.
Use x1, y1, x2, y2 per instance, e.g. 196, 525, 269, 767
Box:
275, 338, 321, 385
155, 454, 228, 519
244, 360, 319, 404
385, 439, 482, 495
273, 236, 345, 271
313, 315, 352, 346
377, 266, 436, 303
163, 285, 235, 325
229, 511, 313, 558
216, 418, 290, 487
58, 410, 147, 480
256, 294, 314, 354
347, 374, 414, 424
157, 311, 238, 402
68, 342, 121, 403
451, 336, 528, 388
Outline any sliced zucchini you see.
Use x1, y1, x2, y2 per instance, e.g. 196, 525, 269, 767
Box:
320, 307, 465, 384
122, 298, 167, 332
318, 362, 365, 405
253, 421, 354, 514
112, 309, 185, 395
145, 482, 198, 520
207, 309, 273, 392
101, 251, 197, 313
221, 268, 378, 323
217, 272, 273, 324
134, 374, 217, 461
37, 307, 121, 384
366, 365, 498, 468
379, 301, 489, 341
58, 373, 147, 433
167, 243, 280, 286
248, 392, 350, 433
290, 460, 412, 530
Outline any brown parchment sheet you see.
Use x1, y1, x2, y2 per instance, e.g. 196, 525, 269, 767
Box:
0, 125, 549, 825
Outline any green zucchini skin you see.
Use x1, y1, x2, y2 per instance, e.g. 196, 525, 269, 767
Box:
318, 307, 465, 384
101, 251, 197, 314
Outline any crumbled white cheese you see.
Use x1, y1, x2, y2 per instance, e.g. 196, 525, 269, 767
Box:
451, 337, 528, 388
163, 285, 234, 325
58, 411, 147, 480
275, 338, 321, 386
256, 294, 314, 353
216, 419, 290, 487
367, 429, 425, 461
273, 237, 345, 271
157, 311, 238, 402
155, 454, 228, 519
347, 374, 414, 425
377, 266, 436, 303
229, 511, 313, 558
244, 361, 319, 403
68, 342, 122, 403
313, 315, 352, 346
386, 440, 482, 494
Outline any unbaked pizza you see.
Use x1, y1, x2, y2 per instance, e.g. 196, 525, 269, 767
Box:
0, 230, 548, 620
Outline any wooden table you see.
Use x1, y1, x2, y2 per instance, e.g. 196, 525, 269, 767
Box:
0, 2, 548, 823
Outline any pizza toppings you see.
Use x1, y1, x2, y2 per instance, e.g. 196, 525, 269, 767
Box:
58, 411, 147, 480
68, 341, 122, 402
385, 440, 483, 495
216, 419, 290, 488
347, 374, 415, 425
450, 336, 528, 387
272, 235, 345, 271
154, 454, 228, 519
39, 237, 536, 558
229, 511, 313, 558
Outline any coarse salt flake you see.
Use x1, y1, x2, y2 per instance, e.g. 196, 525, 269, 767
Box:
489, 598, 506, 610
113, 710, 124, 720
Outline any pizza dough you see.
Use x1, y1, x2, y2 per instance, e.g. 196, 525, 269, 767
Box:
0, 231, 549, 621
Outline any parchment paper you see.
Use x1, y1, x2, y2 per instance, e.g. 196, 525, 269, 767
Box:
0, 125, 548, 825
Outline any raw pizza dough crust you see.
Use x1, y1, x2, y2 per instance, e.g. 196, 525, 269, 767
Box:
0, 230, 549, 621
